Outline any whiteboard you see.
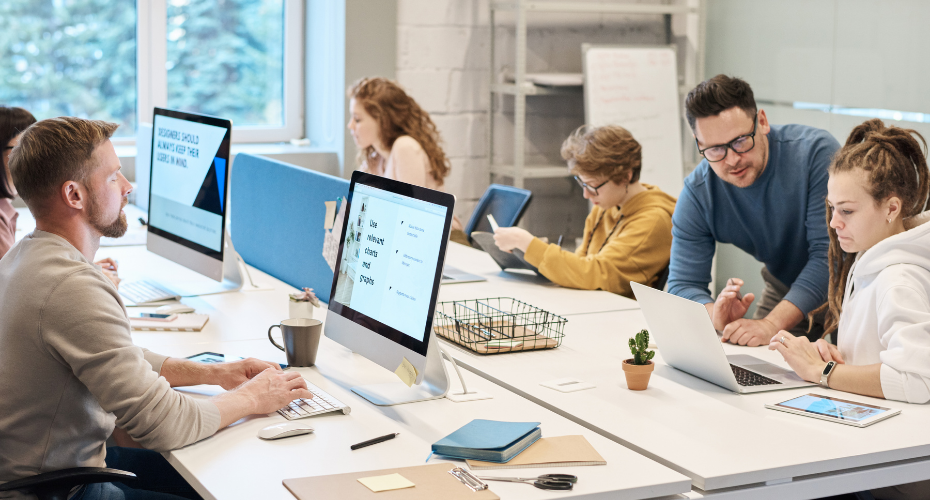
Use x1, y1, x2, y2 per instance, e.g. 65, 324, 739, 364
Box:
583, 45, 684, 197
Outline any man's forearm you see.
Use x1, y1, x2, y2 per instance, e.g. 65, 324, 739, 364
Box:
160, 358, 215, 387
765, 300, 804, 332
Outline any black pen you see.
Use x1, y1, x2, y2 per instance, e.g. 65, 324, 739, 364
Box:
350, 432, 400, 450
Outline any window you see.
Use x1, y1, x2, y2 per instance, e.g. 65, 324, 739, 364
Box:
0, 0, 138, 138
0, 0, 303, 144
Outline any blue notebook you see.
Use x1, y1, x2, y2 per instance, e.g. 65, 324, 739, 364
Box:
431, 420, 542, 463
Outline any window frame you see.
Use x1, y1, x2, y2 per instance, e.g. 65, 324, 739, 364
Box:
132, 0, 303, 146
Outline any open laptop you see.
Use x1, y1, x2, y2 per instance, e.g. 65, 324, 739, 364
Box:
441, 265, 486, 284
630, 282, 814, 394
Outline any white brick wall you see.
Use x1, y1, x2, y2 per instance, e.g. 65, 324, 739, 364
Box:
396, 0, 668, 244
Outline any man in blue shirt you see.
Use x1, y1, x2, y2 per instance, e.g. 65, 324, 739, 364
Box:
668, 75, 840, 345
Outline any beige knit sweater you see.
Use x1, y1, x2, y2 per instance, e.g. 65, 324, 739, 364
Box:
0, 230, 220, 491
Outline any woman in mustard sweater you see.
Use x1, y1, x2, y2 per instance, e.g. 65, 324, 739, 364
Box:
493, 125, 676, 298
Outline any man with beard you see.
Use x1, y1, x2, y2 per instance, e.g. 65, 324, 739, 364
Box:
0, 117, 314, 499
668, 75, 840, 346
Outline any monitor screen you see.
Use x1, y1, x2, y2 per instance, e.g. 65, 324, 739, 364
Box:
329, 174, 451, 355
147, 108, 231, 261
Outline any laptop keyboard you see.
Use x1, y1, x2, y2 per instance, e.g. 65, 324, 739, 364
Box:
730, 364, 782, 386
277, 380, 351, 420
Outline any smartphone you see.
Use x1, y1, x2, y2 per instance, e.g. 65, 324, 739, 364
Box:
131, 312, 177, 322
186, 352, 288, 370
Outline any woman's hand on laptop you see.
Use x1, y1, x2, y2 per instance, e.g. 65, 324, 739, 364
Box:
493, 227, 534, 253
768, 332, 836, 383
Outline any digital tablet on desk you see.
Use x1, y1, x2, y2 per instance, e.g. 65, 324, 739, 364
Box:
765, 393, 901, 427
470, 231, 546, 279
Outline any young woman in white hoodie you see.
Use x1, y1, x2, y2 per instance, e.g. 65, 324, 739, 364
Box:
770, 119, 930, 499
770, 119, 930, 402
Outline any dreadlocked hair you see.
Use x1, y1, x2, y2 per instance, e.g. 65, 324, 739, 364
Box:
810, 118, 930, 336
348, 77, 450, 186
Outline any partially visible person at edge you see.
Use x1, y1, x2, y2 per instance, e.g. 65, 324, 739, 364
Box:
492, 125, 676, 298
0, 117, 313, 499
770, 119, 930, 500
668, 75, 840, 346
0, 106, 120, 287
346, 77, 466, 240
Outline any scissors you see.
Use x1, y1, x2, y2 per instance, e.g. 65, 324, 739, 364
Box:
477, 474, 577, 490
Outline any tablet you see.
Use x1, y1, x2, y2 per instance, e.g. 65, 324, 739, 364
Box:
765, 393, 901, 427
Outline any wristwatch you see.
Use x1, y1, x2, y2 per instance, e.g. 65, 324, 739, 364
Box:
820, 361, 837, 388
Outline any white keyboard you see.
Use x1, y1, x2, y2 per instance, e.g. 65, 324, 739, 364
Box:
119, 280, 180, 305
278, 380, 352, 420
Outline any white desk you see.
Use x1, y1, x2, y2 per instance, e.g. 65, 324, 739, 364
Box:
441, 310, 930, 498
440, 242, 640, 316
139, 337, 691, 499
104, 247, 691, 499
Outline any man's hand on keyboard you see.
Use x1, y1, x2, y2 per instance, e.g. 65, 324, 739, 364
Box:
214, 369, 315, 427
212, 357, 283, 390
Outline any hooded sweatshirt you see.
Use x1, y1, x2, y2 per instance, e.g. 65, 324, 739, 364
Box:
837, 221, 930, 404
523, 184, 676, 298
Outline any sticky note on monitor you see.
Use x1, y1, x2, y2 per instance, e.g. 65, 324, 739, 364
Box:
395, 357, 419, 387
323, 200, 337, 229
357, 473, 415, 492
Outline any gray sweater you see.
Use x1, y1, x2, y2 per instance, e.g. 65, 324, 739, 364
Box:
0, 231, 220, 488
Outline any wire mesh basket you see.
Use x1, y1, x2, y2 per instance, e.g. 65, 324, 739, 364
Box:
433, 297, 567, 354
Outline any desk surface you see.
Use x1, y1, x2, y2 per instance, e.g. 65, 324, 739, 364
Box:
145, 338, 691, 500
440, 242, 639, 316
442, 310, 930, 496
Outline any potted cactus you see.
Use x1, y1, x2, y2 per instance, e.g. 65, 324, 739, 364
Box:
622, 329, 655, 390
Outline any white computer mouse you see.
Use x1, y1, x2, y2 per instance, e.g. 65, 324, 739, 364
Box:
257, 422, 315, 440
155, 303, 195, 315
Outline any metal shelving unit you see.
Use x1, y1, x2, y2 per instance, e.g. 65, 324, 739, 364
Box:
488, 0, 705, 188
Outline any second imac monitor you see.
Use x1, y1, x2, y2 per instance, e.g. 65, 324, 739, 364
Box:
146, 108, 234, 292
326, 172, 455, 405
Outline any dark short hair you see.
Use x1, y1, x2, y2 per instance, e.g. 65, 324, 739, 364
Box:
0, 107, 37, 199
684, 75, 757, 130
10, 117, 118, 218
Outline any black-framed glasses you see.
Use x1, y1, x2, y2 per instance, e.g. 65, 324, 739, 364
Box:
574, 175, 610, 196
696, 112, 758, 162
2, 146, 12, 151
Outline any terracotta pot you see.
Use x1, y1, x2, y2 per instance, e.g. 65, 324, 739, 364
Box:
622, 359, 655, 390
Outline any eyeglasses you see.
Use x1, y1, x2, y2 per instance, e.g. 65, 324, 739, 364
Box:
696, 112, 758, 162
574, 176, 610, 196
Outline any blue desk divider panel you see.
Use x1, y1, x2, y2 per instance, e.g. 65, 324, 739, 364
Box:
230, 153, 349, 303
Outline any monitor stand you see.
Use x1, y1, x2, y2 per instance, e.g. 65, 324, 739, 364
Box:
170, 230, 245, 297
351, 333, 492, 406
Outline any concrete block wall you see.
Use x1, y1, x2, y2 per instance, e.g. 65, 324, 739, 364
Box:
396, 0, 668, 246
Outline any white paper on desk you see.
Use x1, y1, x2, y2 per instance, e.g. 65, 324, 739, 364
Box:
322, 198, 346, 272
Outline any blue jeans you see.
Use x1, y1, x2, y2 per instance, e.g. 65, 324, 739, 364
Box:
72, 447, 201, 500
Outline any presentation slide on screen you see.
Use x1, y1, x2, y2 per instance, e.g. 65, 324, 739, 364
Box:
148, 115, 228, 252
780, 395, 887, 421
333, 184, 447, 341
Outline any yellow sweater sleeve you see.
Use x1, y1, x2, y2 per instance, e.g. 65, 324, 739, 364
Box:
523, 208, 672, 298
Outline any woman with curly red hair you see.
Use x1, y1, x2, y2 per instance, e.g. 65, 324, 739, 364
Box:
347, 77, 450, 190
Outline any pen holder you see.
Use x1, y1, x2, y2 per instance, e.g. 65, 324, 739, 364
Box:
289, 300, 314, 320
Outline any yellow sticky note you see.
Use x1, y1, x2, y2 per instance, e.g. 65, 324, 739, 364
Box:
323, 201, 337, 229
357, 473, 415, 492
394, 357, 418, 387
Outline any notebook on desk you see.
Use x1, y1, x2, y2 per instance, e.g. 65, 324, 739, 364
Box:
130, 314, 209, 332
283, 463, 500, 500
465, 435, 606, 470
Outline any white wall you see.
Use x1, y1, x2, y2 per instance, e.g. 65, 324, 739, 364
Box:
395, 0, 671, 243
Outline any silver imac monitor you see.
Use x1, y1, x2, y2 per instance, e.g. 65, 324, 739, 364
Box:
144, 108, 239, 296
326, 171, 455, 406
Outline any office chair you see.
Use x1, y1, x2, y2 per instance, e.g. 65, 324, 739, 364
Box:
653, 264, 670, 291
463, 184, 533, 246
0, 467, 136, 500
